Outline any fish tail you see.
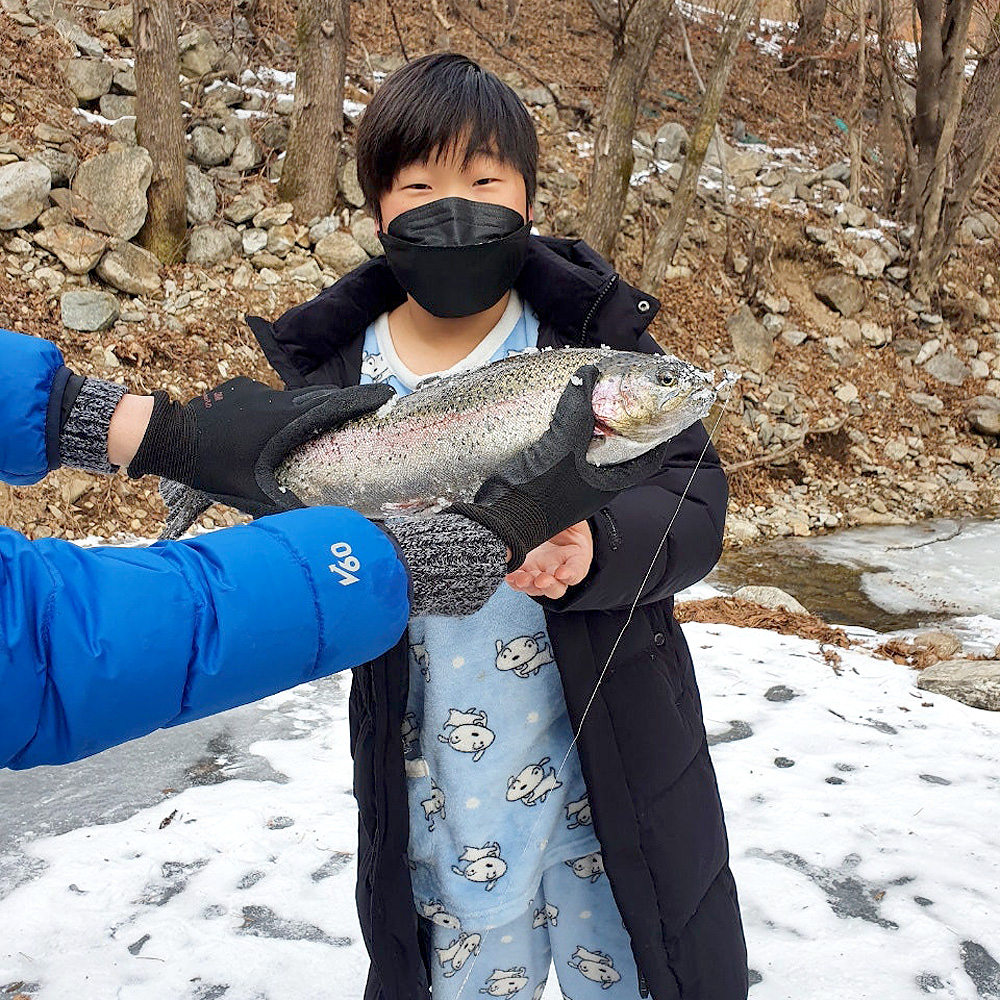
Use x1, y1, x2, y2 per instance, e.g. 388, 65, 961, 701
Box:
158, 478, 214, 539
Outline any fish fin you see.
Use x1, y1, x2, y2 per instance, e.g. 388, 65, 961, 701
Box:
158, 478, 214, 539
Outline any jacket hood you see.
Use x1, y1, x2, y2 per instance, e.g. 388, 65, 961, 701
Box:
248, 236, 660, 387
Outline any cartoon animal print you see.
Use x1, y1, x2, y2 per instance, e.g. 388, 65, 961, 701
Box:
531, 903, 559, 929
438, 708, 495, 762
495, 634, 555, 678
565, 852, 605, 883
451, 843, 508, 891
421, 780, 446, 831
565, 795, 592, 830
479, 968, 529, 997
567, 947, 621, 990
420, 900, 461, 932
410, 639, 430, 683
401, 712, 421, 758
507, 757, 563, 806
362, 351, 391, 383
436, 932, 482, 977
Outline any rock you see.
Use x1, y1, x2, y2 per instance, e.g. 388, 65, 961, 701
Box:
95, 3, 132, 40
187, 225, 235, 266
838, 202, 869, 228
0, 159, 51, 229
185, 164, 217, 224
98, 93, 136, 120
337, 158, 365, 208
230, 136, 263, 172
731, 586, 808, 614
34, 223, 107, 273
860, 244, 890, 277
30, 147, 77, 187
781, 328, 808, 347
909, 391, 945, 414
813, 273, 866, 317
109, 116, 137, 145
34, 124, 73, 145
805, 225, 833, 244
727, 305, 775, 374
224, 187, 268, 224
704, 136, 734, 169
860, 320, 891, 347
189, 124, 235, 168
253, 203, 293, 229
834, 382, 859, 404
821, 160, 851, 183
266, 222, 296, 257
917, 659, 1000, 711
314, 230, 368, 273
242, 227, 267, 255
261, 119, 289, 150
54, 18, 104, 57
654, 122, 688, 163
72, 147, 151, 240
95, 240, 161, 296
350, 215, 382, 257
61, 57, 113, 102
178, 27, 223, 77
36, 205, 73, 228
60, 288, 118, 330
921, 350, 970, 387
287, 258, 323, 285
966, 395, 1000, 436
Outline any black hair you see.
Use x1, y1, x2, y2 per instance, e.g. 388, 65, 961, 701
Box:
356, 53, 538, 223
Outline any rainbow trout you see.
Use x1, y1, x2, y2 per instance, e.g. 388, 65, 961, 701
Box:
161, 348, 732, 536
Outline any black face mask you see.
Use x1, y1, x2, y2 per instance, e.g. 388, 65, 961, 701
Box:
379, 197, 531, 318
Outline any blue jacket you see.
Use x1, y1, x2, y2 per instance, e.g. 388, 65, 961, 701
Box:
0, 329, 411, 768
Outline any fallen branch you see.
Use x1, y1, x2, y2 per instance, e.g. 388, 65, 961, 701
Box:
723, 415, 848, 473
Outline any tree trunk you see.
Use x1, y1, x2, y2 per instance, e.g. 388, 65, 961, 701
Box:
847, 0, 866, 202
640, 0, 756, 294
134, 0, 186, 264
581, 0, 672, 259
278, 0, 350, 221
785, 0, 828, 80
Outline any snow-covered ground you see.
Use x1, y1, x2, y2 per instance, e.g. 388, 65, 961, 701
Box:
3, 520, 999, 998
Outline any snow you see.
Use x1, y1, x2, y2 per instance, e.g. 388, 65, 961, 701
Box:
2, 567, 1000, 996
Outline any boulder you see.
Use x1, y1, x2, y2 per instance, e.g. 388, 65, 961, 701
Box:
242, 227, 267, 255
351, 215, 382, 257
60, 288, 119, 331
95, 4, 132, 41
654, 122, 688, 163
178, 28, 223, 78
185, 164, 217, 224
230, 136, 263, 172
53, 18, 104, 57
726, 305, 775, 374
30, 147, 78, 187
337, 158, 365, 208
731, 586, 807, 614
253, 203, 293, 229
98, 93, 136, 121
187, 225, 235, 266
61, 57, 113, 102
34, 223, 107, 273
966, 395, 1000, 436
921, 350, 970, 387
314, 230, 368, 273
95, 240, 161, 296
266, 222, 297, 257
917, 659, 1000, 711
0, 160, 51, 229
72, 147, 151, 240
813, 273, 866, 317
189, 125, 235, 168
224, 187, 268, 224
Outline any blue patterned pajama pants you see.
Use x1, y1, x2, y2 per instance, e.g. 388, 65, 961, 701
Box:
423, 857, 640, 1000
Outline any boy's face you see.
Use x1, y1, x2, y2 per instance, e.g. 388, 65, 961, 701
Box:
378, 146, 530, 230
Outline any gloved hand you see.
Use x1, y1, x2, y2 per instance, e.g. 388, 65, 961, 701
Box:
127, 378, 396, 517
449, 365, 670, 569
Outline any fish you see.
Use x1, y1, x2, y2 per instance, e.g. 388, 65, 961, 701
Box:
159, 347, 734, 537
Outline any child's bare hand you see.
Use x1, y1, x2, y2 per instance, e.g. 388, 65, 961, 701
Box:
505, 521, 593, 599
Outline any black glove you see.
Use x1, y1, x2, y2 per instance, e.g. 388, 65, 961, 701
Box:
128, 377, 396, 517
450, 365, 671, 569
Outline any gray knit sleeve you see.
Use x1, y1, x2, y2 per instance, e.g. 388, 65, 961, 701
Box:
385, 513, 508, 617
59, 377, 128, 474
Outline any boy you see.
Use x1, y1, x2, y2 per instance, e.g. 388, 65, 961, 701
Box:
251, 54, 746, 1000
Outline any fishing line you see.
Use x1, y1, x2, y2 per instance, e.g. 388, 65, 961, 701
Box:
445, 378, 738, 1000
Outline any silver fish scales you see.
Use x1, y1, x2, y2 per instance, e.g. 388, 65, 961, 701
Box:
276, 347, 727, 518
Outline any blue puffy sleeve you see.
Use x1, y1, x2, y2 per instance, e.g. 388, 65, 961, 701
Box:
0, 328, 71, 485
0, 506, 411, 768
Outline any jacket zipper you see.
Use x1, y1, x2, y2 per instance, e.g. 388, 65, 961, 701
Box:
638, 972, 650, 997
576, 273, 619, 346
599, 507, 620, 550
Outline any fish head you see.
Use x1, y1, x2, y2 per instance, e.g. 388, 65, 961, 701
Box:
587, 354, 736, 463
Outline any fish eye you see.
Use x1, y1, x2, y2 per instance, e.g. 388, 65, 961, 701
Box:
657, 373, 675, 386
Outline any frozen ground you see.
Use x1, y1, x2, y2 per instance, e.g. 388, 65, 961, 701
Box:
2, 521, 999, 999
